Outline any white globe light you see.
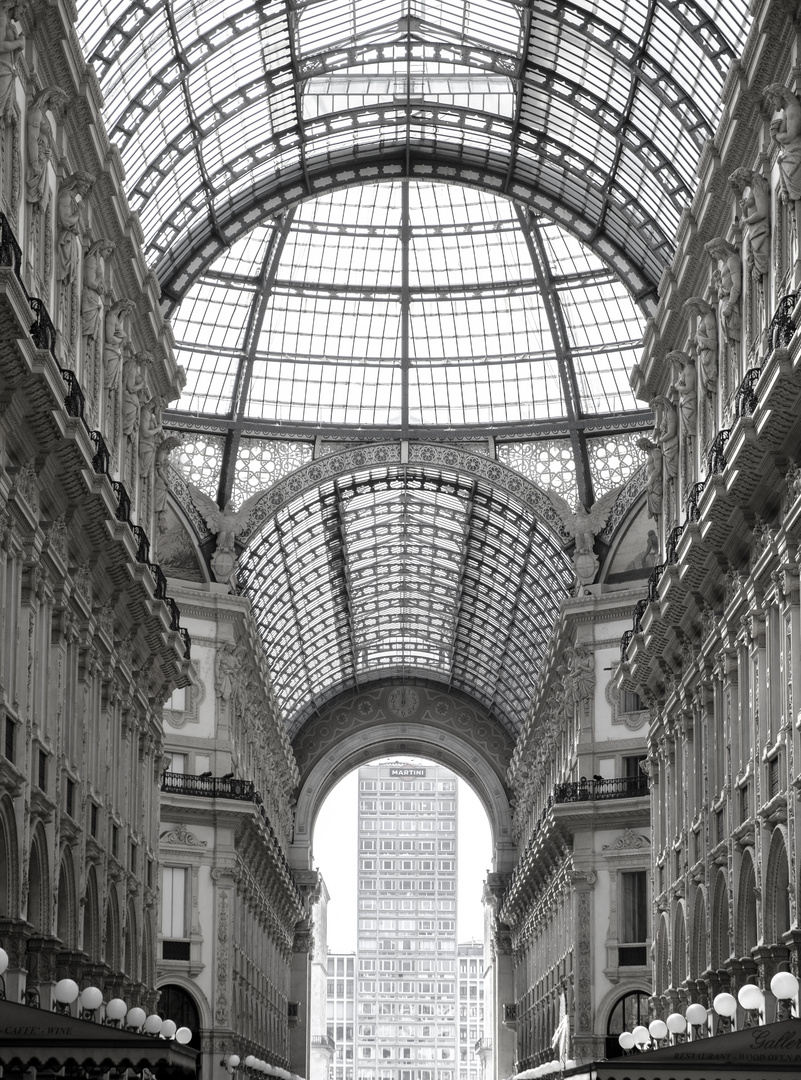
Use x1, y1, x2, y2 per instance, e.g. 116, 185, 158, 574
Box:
713, 992, 737, 1018
105, 998, 127, 1021
80, 986, 103, 1011
257, 1061, 268, 1073
54, 978, 80, 1004
666, 1012, 686, 1034
0, 947, 8, 976
685, 1003, 708, 1026
771, 971, 800, 1000
631, 1024, 650, 1046
738, 984, 764, 1012
649, 1019, 668, 1040
245, 1056, 258, 1069
565, 1063, 576, 1071
144, 1013, 163, 1035
176, 1027, 192, 1045
617, 1031, 635, 1051
228, 1055, 241, 1071
160, 1019, 177, 1039
127, 1007, 146, 1029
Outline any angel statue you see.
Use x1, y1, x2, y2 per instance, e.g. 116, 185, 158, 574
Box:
544, 486, 621, 589
189, 484, 266, 583
550, 991, 570, 1066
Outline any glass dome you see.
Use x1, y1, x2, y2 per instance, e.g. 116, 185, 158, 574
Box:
169, 182, 644, 432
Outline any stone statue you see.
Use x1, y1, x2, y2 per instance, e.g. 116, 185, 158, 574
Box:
121, 355, 146, 436
567, 643, 594, 709
637, 436, 663, 520
0, 1, 24, 122
189, 483, 266, 582
56, 172, 94, 287
103, 298, 135, 388
551, 991, 570, 1066
655, 395, 678, 479
765, 83, 801, 203
81, 239, 114, 341
729, 168, 770, 276
544, 486, 622, 588
704, 237, 741, 347
138, 403, 162, 478
154, 434, 181, 532
25, 88, 66, 208
669, 351, 697, 435
683, 297, 718, 393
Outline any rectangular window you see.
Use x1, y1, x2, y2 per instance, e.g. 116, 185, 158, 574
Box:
619, 870, 648, 965
65, 778, 75, 818
4, 717, 14, 763
161, 866, 188, 938
167, 751, 187, 774
111, 824, 118, 858
38, 748, 47, 791
90, 803, 98, 836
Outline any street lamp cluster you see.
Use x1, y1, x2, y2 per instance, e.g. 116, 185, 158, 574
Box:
222, 1054, 305, 1080
617, 972, 800, 1053
0, 947, 192, 1044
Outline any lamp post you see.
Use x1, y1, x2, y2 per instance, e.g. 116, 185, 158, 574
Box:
685, 1002, 708, 1039
737, 982, 765, 1027
770, 971, 799, 1020
712, 992, 737, 1034
666, 1012, 687, 1043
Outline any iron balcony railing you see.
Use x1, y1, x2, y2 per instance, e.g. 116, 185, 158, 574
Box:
161, 771, 256, 801
553, 775, 648, 802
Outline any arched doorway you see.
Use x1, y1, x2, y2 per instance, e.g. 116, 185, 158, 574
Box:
605, 991, 649, 1058
158, 983, 202, 1051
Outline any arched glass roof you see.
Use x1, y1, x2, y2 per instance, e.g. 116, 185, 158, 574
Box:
73, 0, 754, 737
238, 462, 574, 738
76, 0, 751, 303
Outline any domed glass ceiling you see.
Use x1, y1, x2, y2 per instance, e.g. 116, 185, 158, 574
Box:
169, 182, 643, 431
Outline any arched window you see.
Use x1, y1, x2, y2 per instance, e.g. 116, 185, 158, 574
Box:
124, 900, 138, 979
105, 886, 121, 972
83, 867, 100, 961
765, 828, 791, 953
158, 984, 202, 1051
0, 794, 18, 918
673, 903, 687, 987
606, 990, 649, 1058
711, 870, 729, 971
737, 853, 757, 960
56, 851, 77, 950
691, 886, 707, 980
27, 825, 49, 933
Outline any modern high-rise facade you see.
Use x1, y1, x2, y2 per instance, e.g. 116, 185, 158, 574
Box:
356, 762, 459, 1080
456, 943, 485, 1080
326, 953, 356, 1080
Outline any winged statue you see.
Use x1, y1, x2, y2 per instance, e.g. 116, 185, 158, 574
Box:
189, 484, 266, 582
544, 485, 622, 588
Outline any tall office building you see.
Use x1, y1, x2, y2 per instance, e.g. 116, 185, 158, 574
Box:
355, 762, 459, 1080
456, 943, 485, 1080
326, 953, 356, 1080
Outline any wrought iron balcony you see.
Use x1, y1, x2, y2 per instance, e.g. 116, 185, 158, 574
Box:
161, 771, 256, 801
553, 775, 648, 803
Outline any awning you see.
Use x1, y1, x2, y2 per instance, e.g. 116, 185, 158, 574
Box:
0, 998, 197, 1077
593, 1018, 801, 1080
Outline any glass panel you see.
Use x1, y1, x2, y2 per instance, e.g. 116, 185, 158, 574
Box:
587, 433, 648, 496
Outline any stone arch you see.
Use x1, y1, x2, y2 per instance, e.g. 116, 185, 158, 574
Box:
601, 987, 651, 1059
105, 884, 122, 971
673, 901, 688, 987
26, 822, 49, 933
655, 911, 670, 995
82, 865, 101, 961
736, 850, 758, 960
0, 793, 19, 918
711, 869, 730, 971
142, 909, 156, 991
764, 826, 791, 950
690, 884, 707, 980
292, 705, 515, 875
56, 847, 78, 950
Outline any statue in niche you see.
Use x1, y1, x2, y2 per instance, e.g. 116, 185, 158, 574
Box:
637, 435, 663, 520
705, 237, 742, 349
669, 351, 697, 435
567, 643, 594, 710
655, 395, 678, 480
0, 1, 23, 122
543, 486, 622, 589
56, 172, 93, 288
25, 88, 66, 208
764, 84, 801, 204
154, 434, 182, 533
81, 239, 114, 342
121, 354, 146, 436
729, 168, 770, 277
103, 298, 135, 389
189, 484, 268, 583
683, 297, 718, 393
138, 402, 163, 478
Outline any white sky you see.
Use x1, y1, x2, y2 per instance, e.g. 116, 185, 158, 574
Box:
312, 757, 493, 953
